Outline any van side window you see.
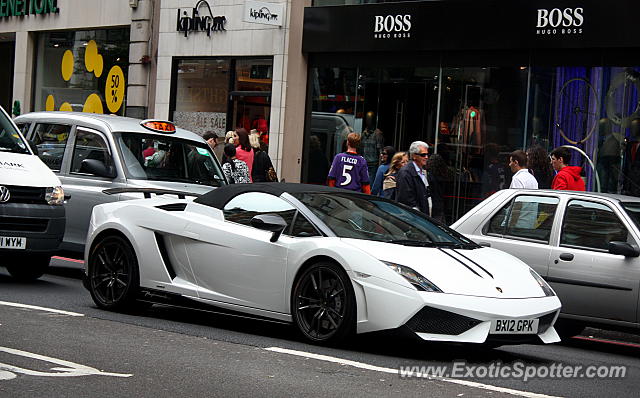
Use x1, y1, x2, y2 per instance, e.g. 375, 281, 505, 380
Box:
71, 128, 112, 175
31, 123, 71, 171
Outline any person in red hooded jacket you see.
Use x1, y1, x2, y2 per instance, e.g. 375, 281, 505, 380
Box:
550, 147, 586, 191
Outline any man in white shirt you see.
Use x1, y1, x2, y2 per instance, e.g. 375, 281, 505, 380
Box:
509, 150, 538, 189
508, 150, 538, 229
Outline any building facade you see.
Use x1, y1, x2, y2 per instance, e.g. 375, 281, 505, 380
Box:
1, 0, 309, 182
154, 0, 308, 181
302, 0, 640, 222
1, 0, 153, 119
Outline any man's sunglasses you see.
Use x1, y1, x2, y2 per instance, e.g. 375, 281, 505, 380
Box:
416, 153, 429, 157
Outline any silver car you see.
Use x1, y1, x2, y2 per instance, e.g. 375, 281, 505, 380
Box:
452, 189, 640, 336
14, 112, 226, 254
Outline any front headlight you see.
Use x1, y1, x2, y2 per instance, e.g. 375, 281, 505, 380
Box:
45, 186, 64, 205
382, 261, 442, 292
530, 269, 555, 297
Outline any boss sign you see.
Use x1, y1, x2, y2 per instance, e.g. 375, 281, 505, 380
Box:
373, 14, 411, 39
536, 7, 584, 35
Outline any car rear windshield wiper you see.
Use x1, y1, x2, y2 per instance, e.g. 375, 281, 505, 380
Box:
386, 239, 436, 247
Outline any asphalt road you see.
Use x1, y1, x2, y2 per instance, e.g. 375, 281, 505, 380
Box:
0, 259, 638, 397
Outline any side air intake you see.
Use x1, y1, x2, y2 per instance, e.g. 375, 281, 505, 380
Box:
155, 203, 188, 211
154, 232, 177, 279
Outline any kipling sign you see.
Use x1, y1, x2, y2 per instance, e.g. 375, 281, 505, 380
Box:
177, 0, 226, 37
243, 0, 284, 27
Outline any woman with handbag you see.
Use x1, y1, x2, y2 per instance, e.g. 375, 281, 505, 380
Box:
249, 131, 278, 182
382, 151, 408, 200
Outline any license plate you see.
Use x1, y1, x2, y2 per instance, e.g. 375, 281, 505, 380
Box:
490, 319, 539, 334
0, 236, 26, 250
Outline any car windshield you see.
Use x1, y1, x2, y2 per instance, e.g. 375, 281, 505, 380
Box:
293, 192, 478, 247
621, 202, 640, 230
114, 132, 225, 186
0, 115, 30, 154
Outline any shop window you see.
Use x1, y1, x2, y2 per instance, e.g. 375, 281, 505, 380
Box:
33, 29, 129, 115
232, 59, 273, 147
31, 123, 71, 171
173, 59, 231, 138
171, 58, 273, 147
527, 66, 640, 196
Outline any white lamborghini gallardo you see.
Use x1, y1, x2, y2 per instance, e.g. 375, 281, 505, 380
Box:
84, 183, 561, 345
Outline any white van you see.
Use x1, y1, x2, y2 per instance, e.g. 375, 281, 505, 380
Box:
0, 106, 65, 280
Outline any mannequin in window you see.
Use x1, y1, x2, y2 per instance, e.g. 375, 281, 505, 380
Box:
625, 118, 640, 196
596, 118, 621, 193
361, 111, 384, 178
251, 114, 268, 135
450, 89, 485, 156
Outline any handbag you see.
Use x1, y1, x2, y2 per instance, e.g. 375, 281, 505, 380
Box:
266, 166, 278, 182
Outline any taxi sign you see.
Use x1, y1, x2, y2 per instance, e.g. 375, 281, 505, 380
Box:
140, 120, 176, 134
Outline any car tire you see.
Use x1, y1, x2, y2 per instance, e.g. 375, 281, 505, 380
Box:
87, 234, 140, 311
291, 261, 356, 344
6, 255, 50, 281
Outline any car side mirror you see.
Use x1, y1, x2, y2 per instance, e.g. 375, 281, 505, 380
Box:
251, 214, 288, 242
80, 159, 116, 179
608, 241, 640, 257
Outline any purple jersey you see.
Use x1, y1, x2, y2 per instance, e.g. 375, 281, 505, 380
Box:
327, 152, 370, 191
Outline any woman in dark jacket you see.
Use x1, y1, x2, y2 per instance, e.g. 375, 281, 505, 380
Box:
371, 146, 396, 196
249, 131, 277, 182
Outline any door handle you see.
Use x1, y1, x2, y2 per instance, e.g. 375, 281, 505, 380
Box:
559, 253, 574, 261
478, 241, 491, 247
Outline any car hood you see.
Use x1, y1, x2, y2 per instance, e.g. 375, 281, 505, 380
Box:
0, 152, 61, 187
342, 239, 546, 298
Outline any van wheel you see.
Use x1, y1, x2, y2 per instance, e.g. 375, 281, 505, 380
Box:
88, 235, 140, 311
6, 255, 50, 281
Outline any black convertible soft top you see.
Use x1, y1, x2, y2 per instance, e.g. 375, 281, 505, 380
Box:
194, 182, 354, 210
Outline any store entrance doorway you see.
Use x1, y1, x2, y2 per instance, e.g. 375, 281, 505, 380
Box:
375, 81, 435, 151
356, 68, 439, 176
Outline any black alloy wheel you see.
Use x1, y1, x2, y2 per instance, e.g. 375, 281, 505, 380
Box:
6, 255, 50, 281
88, 235, 139, 311
292, 262, 355, 344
